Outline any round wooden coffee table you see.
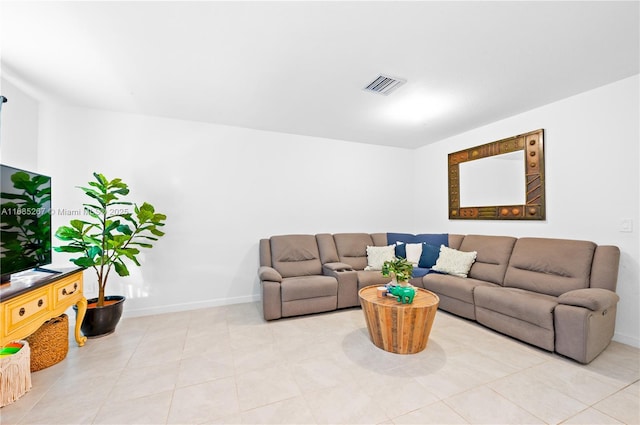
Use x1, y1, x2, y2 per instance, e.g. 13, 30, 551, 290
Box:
358, 285, 439, 354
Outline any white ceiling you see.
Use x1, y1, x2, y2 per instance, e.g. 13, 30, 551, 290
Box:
1, 1, 638, 149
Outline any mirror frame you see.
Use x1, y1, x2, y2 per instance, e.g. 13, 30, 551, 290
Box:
448, 129, 545, 220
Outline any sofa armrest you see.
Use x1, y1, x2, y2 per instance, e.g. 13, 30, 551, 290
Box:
323, 262, 354, 272
558, 288, 619, 311
258, 266, 282, 282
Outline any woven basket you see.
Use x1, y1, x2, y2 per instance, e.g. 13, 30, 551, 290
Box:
25, 314, 69, 372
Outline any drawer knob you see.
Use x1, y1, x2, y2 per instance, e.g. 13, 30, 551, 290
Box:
19, 307, 25, 316
38, 299, 43, 307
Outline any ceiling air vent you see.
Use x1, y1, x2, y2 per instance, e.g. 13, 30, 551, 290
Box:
363, 74, 406, 95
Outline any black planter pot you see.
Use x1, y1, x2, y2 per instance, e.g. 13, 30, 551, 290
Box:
74, 295, 126, 338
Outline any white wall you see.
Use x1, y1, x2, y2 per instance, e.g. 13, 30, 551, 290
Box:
4, 74, 638, 348
36, 104, 415, 316
0, 79, 39, 170
413, 75, 640, 347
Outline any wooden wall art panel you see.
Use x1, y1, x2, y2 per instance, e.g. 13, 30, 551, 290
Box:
448, 129, 545, 220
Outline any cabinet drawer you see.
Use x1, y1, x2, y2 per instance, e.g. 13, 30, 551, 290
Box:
53, 277, 83, 305
7, 291, 50, 328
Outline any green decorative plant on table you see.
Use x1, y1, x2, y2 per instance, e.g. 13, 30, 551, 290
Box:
55, 173, 166, 337
381, 256, 414, 286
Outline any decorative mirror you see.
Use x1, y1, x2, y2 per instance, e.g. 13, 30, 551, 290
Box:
448, 129, 545, 220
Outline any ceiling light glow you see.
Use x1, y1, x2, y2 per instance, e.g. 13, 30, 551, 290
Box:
382, 92, 453, 125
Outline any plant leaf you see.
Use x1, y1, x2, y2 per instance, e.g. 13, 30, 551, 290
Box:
93, 172, 108, 187
104, 220, 121, 234
149, 227, 165, 237
117, 224, 132, 235
55, 226, 82, 240
54, 245, 85, 253
72, 256, 96, 267
87, 245, 102, 259
70, 219, 87, 232
114, 261, 130, 277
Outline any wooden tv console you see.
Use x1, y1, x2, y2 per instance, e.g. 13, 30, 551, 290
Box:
0, 268, 87, 347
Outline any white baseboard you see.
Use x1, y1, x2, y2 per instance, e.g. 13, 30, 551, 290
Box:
121, 294, 261, 318
613, 332, 640, 349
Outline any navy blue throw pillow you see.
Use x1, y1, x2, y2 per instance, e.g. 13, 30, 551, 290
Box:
395, 242, 406, 258
418, 243, 441, 268
415, 233, 449, 247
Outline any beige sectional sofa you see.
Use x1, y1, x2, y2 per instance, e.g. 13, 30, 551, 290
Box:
258, 232, 620, 363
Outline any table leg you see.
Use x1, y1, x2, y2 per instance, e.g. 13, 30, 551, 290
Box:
74, 297, 88, 346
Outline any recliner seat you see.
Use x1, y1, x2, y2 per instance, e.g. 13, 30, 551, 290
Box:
259, 234, 338, 320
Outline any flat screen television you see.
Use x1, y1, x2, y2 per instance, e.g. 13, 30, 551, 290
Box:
0, 164, 52, 283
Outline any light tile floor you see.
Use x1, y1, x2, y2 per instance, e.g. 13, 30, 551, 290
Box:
1, 302, 638, 424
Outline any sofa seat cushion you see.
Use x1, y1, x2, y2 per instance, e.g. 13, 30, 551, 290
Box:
356, 270, 392, 288
424, 274, 499, 304
281, 276, 338, 302
411, 267, 431, 278
474, 287, 558, 330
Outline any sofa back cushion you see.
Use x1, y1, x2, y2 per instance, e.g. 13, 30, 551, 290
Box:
333, 233, 376, 270
270, 234, 322, 278
461, 235, 517, 285
503, 237, 596, 296
316, 233, 339, 264
371, 233, 388, 246
448, 234, 465, 250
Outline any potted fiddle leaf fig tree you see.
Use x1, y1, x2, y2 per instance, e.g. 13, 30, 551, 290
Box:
55, 172, 166, 337
381, 257, 414, 287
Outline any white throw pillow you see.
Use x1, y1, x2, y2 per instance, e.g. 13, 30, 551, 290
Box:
405, 243, 423, 266
365, 245, 396, 270
431, 245, 477, 277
